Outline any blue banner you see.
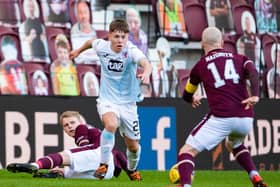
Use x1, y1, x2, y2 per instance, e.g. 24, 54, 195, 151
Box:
138, 107, 177, 170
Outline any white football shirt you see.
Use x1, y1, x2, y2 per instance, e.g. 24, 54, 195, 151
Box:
92, 39, 146, 104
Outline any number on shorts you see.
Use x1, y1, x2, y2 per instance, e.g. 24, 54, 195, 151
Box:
132, 121, 140, 136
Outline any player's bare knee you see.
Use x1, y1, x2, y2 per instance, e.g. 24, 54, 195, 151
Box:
104, 124, 117, 132
179, 144, 198, 157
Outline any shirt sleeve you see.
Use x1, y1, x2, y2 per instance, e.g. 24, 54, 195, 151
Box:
74, 124, 90, 146
128, 41, 147, 64
92, 39, 105, 52
243, 58, 259, 96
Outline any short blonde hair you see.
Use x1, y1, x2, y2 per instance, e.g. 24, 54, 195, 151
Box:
59, 111, 86, 125
202, 27, 222, 46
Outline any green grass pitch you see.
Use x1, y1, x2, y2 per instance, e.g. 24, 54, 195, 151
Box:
0, 169, 278, 187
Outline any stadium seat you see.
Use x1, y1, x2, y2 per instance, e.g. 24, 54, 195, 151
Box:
236, 32, 263, 72
0, 59, 28, 95
261, 33, 278, 70
205, 0, 235, 33
0, 26, 22, 61
277, 1, 280, 32
176, 68, 191, 96
96, 30, 109, 40
18, 0, 51, 63
151, 0, 161, 38
110, 0, 151, 4
151, 0, 189, 41
182, 0, 208, 41
258, 33, 279, 98
69, 0, 92, 25
222, 33, 237, 53
0, 0, 21, 27
45, 27, 71, 62
24, 62, 52, 95
41, 0, 71, 28
230, 0, 256, 35
244, 0, 254, 8
18, 0, 44, 23
76, 64, 100, 96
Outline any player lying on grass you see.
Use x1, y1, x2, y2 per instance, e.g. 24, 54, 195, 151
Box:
7, 111, 129, 179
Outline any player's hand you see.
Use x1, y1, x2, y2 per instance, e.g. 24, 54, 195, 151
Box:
241, 96, 259, 110
192, 95, 204, 109
49, 167, 64, 174
69, 49, 80, 60
137, 73, 150, 85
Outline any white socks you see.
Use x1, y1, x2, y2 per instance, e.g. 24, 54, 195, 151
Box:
127, 145, 141, 171
100, 129, 115, 164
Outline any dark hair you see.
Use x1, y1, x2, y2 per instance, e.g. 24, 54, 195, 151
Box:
109, 19, 129, 33
1, 35, 16, 47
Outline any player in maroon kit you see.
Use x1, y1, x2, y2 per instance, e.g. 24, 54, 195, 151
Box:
7, 111, 128, 179
174, 27, 267, 187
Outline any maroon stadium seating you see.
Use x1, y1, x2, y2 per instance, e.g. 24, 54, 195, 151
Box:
0, 1, 21, 27
76, 64, 101, 96
259, 33, 279, 97
24, 62, 53, 95
69, 0, 92, 25
0, 26, 22, 61
230, 0, 256, 35
261, 33, 278, 70
182, 0, 208, 41
176, 68, 191, 96
45, 27, 71, 62
18, 0, 44, 23
222, 33, 238, 54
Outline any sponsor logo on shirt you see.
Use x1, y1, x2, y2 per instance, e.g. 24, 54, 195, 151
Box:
108, 59, 124, 72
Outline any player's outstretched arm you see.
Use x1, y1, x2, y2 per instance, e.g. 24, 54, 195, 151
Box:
138, 58, 152, 84
242, 59, 260, 110
69, 38, 94, 60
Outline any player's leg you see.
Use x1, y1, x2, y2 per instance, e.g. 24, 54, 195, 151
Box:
7, 151, 68, 174
61, 148, 115, 179
94, 101, 120, 179
120, 103, 142, 181
94, 111, 118, 179
7, 163, 39, 174
226, 140, 267, 187
176, 115, 230, 187
33, 151, 68, 170
227, 117, 267, 187
124, 137, 142, 180
112, 149, 128, 177
177, 144, 198, 187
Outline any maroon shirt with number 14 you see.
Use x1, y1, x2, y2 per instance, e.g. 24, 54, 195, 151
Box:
189, 48, 259, 117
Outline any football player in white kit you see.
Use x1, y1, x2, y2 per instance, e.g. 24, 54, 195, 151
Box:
70, 19, 152, 181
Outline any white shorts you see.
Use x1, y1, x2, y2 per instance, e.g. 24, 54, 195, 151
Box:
186, 115, 253, 152
64, 147, 114, 179
96, 100, 140, 140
